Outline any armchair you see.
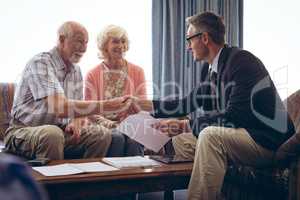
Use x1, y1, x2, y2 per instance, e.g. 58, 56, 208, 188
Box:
221, 90, 300, 200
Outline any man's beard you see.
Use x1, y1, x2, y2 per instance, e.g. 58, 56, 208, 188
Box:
69, 53, 83, 64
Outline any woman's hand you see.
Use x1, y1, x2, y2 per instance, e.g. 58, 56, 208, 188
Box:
94, 115, 118, 129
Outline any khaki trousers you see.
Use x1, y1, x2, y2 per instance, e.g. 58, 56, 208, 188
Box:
4, 123, 112, 160
172, 132, 197, 160
173, 126, 274, 200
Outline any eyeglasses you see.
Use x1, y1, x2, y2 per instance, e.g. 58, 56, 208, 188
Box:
186, 32, 203, 46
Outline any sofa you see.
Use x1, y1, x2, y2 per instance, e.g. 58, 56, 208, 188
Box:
0, 83, 14, 145
1, 82, 300, 199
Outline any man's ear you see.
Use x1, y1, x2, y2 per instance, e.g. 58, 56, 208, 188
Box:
201, 32, 209, 45
59, 35, 66, 44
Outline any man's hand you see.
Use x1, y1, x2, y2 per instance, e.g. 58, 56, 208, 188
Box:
101, 95, 133, 122
109, 96, 140, 122
117, 96, 141, 118
102, 96, 131, 114
152, 119, 191, 137
65, 117, 90, 144
104, 96, 154, 122
126, 96, 154, 114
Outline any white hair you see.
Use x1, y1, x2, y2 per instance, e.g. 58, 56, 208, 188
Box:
57, 21, 86, 44
97, 25, 129, 59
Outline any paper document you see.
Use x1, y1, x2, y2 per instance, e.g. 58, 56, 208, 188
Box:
33, 162, 119, 176
116, 112, 171, 152
103, 156, 160, 169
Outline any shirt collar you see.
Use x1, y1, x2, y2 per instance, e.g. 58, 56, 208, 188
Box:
51, 47, 77, 73
209, 47, 223, 73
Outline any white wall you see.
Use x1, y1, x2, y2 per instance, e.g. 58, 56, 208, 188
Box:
244, 0, 300, 99
0, 0, 152, 95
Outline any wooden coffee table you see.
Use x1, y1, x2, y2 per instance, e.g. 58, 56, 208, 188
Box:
32, 158, 193, 200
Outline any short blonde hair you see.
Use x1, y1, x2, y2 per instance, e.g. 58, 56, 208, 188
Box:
97, 25, 129, 59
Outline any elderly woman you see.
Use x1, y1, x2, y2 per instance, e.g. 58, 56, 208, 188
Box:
84, 25, 146, 156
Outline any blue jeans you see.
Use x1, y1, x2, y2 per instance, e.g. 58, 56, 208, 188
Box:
106, 129, 144, 157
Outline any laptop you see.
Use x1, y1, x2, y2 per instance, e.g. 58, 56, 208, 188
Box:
149, 155, 193, 164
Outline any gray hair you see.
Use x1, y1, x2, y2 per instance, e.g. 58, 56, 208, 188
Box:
97, 25, 129, 59
57, 21, 86, 43
186, 12, 225, 45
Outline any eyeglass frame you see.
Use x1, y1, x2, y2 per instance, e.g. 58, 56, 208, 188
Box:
186, 32, 203, 46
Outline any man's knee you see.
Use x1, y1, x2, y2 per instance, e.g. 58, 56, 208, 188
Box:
198, 126, 220, 144
172, 134, 183, 147
37, 125, 64, 146
172, 133, 196, 159
172, 135, 184, 152
197, 126, 233, 151
173, 133, 196, 148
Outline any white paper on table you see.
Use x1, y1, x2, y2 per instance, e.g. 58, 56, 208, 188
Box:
103, 156, 161, 169
69, 162, 119, 172
116, 112, 171, 152
33, 162, 119, 176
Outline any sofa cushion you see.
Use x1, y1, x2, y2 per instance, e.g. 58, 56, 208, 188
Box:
0, 83, 15, 140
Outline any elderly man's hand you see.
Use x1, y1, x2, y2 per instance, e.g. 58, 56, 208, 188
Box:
101, 96, 131, 114
111, 96, 138, 122
101, 95, 136, 122
127, 96, 142, 114
106, 96, 153, 122
152, 119, 191, 137
114, 96, 152, 121
127, 96, 153, 113
65, 117, 90, 144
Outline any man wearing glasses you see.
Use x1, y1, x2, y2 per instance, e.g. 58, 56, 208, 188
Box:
130, 12, 294, 199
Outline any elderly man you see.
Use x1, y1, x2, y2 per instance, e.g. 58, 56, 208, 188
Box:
131, 12, 295, 199
4, 21, 130, 160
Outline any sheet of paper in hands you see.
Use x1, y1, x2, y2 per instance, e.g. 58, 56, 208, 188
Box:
116, 111, 171, 152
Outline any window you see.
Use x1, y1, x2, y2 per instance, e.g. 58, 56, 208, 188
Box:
244, 0, 300, 99
0, 0, 152, 94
